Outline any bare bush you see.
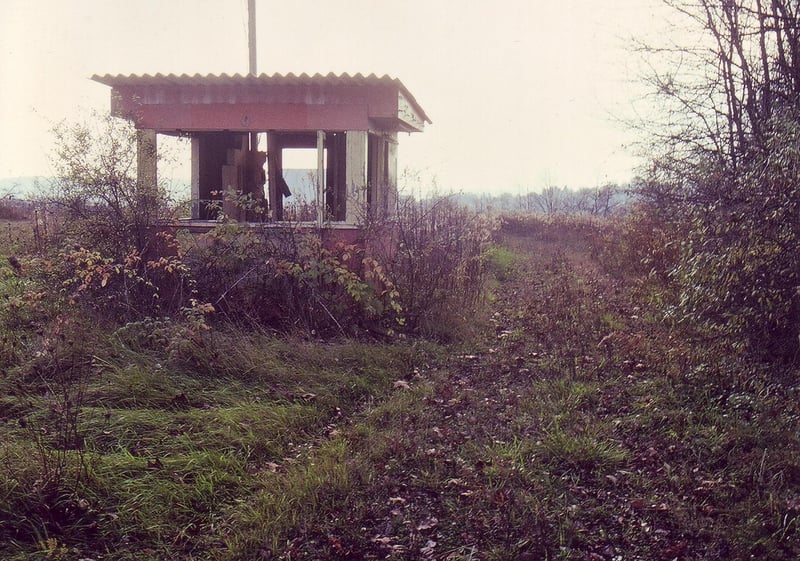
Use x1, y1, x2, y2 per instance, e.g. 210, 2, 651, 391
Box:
182, 223, 401, 336
45, 113, 175, 257
24, 113, 198, 323
638, 1, 800, 359
389, 196, 496, 340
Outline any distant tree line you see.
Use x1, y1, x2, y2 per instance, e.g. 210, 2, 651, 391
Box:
452, 183, 633, 217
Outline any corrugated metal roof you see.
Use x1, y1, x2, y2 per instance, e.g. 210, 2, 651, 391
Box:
91, 72, 430, 124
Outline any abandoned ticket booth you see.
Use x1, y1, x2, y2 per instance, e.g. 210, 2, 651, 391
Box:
91, 73, 430, 233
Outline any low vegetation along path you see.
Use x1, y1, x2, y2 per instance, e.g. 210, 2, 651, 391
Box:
243, 232, 750, 561
9, 227, 794, 560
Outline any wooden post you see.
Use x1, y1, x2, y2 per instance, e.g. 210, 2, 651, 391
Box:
191, 137, 200, 219
345, 131, 367, 224
317, 130, 326, 227
136, 129, 158, 210
267, 132, 281, 220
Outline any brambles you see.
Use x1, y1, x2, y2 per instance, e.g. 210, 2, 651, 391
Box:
182, 223, 402, 335
390, 196, 495, 340
180, 195, 494, 338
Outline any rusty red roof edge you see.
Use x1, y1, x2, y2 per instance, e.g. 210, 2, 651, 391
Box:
91, 72, 431, 124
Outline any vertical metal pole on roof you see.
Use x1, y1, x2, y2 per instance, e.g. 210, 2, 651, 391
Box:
248, 0, 257, 75
248, 1, 259, 155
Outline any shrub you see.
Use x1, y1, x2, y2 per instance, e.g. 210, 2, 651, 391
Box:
0, 196, 32, 221
181, 195, 495, 340
17, 114, 201, 325
183, 223, 401, 336
389, 196, 496, 340
591, 202, 684, 284
500, 212, 611, 246
664, 116, 800, 359
44, 113, 175, 258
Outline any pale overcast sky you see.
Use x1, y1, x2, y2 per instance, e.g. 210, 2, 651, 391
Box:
1, 0, 672, 194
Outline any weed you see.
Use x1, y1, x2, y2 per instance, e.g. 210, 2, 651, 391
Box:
183, 223, 402, 335
390, 196, 496, 340
482, 244, 516, 282
539, 427, 627, 475
0, 317, 97, 548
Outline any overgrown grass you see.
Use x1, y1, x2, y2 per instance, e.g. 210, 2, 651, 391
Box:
214, 218, 800, 560
3, 213, 800, 559
0, 317, 439, 560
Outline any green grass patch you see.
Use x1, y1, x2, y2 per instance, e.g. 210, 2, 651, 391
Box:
0, 320, 435, 559
482, 244, 516, 282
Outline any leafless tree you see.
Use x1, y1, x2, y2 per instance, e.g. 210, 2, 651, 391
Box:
641, 0, 800, 184
577, 184, 621, 217
638, 0, 800, 358
46, 112, 175, 258
535, 185, 564, 215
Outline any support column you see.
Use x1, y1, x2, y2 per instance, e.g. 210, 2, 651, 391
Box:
267, 133, 282, 221
385, 134, 398, 218
136, 129, 158, 211
345, 130, 367, 224
316, 131, 326, 227
191, 137, 200, 219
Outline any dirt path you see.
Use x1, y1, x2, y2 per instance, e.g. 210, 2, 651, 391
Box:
274, 234, 658, 560
264, 229, 794, 561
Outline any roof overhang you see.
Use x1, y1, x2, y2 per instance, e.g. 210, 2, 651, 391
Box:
91, 72, 431, 134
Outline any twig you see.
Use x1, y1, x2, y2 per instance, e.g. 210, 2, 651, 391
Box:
214, 264, 261, 306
